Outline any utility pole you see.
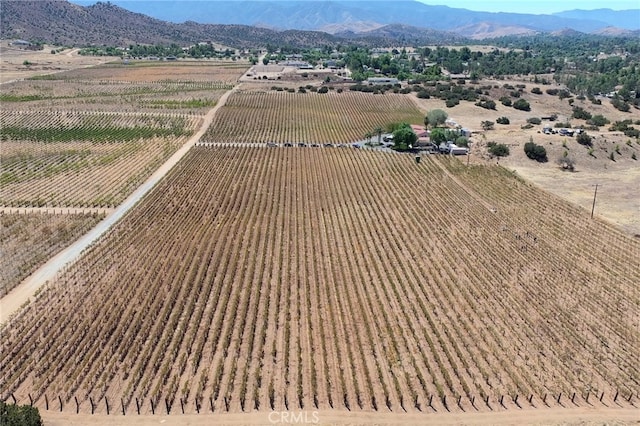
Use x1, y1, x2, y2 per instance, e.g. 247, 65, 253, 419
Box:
591, 184, 598, 219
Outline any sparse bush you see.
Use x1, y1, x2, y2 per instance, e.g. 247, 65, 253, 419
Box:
524, 140, 547, 162
576, 132, 592, 147
588, 114, 609, 127
633, 152, 637, 160
455, 136, 469, 147
496, 117, 510, 125
572, 106, 592, 120
499, 96, 512, 106
488, 143, 510, 157
445, 98, 459, 107
612, 97, 630, 112
481, 120, 494, 130
513, 98, 530, 111
475, 99, 496, 110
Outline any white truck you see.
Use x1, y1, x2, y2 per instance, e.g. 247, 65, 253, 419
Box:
439, 142, 468, 155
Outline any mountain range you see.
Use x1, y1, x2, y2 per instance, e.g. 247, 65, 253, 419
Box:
1, 0, 639, 49
69, 1, 640, 34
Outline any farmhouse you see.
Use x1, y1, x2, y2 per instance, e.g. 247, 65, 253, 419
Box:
410, 124, 430, 140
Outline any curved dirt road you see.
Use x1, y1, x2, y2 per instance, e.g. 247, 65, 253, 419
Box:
0, 85, 239, 324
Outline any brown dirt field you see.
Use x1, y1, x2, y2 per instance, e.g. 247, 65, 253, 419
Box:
411, 77, 640, 235
0, 41, 114, 84
61, 60, 249, 83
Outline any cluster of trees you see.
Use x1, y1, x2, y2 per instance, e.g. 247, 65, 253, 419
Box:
80, 43, 237, 59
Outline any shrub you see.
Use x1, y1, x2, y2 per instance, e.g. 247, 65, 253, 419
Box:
531, 87, 542, 94
524, 140, 547, 162
546, 88, 559, 96
558, 89, 571, 99
445, 98, 459, 107
588, 114, 609, 127
576, 132, 592, 146
417, 90, 430, 99
488, 143, 510, 157
0, 401, 43, 426
527, 117, 542, 125
633, 152, 637, 160
572, 106, 592, 120
317, 86, 329, 94
475, 99, 496, 110
499, 96, 512, 107
612, 98, 630, 112
496, 117, 510, 125
481, 120, 495, 130
513, 99, 530, 111
455, 136, 469, 147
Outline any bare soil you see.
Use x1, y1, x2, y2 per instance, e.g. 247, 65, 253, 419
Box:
40, 407, 640, 426
0, 42, 114, 84
411, 77, 640, 235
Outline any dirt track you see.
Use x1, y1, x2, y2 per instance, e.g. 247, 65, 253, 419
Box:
40, 407, 640, 425
0, 85, 238, 324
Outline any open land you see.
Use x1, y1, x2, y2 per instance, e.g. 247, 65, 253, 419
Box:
1, 48, 639, 426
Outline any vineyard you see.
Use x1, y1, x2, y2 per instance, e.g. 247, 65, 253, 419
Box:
0, 211, 105, 295
0, 110, 199, 207
2, 147, 638, 417
0, 61, 250, 208
200, 91, 425, 144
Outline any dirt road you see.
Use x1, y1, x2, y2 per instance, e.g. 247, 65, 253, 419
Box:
40, 406, 640, 426
0, 85, 238, 324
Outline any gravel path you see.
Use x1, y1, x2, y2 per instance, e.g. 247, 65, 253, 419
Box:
0, 85, 238, 324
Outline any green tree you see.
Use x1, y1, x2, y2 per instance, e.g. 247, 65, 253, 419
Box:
425, 109, 448, 128
0, 401, 43, 426
392, 124, 417, 151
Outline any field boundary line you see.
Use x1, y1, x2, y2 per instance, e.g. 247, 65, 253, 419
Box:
0, 84, 240, 325
0, 207, 114, 215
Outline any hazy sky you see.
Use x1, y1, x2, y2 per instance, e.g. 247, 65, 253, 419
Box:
424, 0, 640, 14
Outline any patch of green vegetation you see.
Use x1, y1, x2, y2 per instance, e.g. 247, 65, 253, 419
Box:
1, 125, 191, 143
146, 99, 217, 109
0, 94, 48, 102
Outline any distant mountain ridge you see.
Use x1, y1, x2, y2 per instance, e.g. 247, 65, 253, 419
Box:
2, 0, 639, 49
70, 0, 640, 33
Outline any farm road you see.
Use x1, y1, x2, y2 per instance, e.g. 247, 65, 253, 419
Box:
0, 85, 240, 324
39, 406, 640, 426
